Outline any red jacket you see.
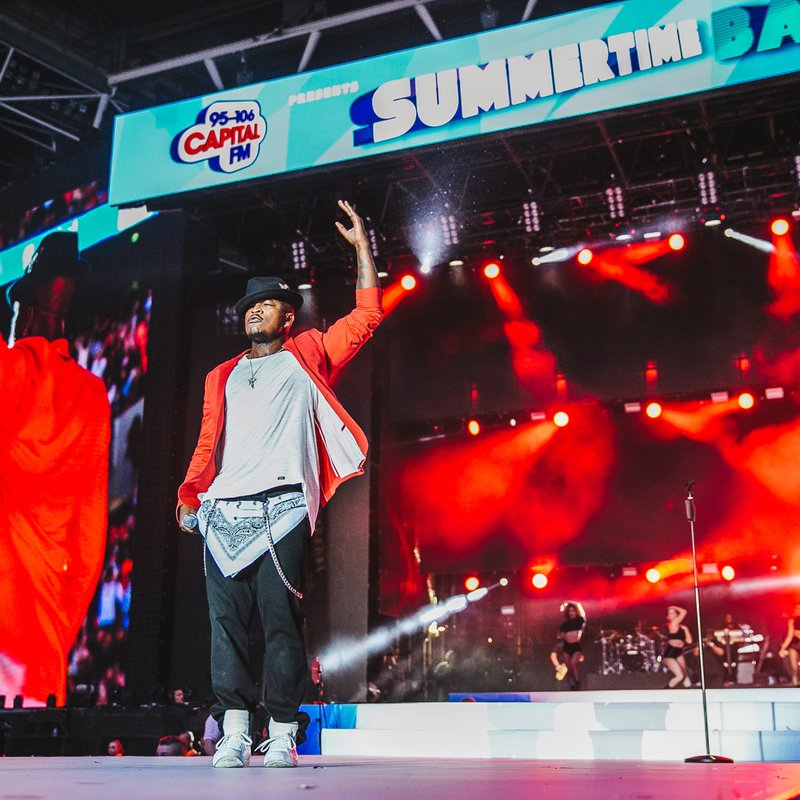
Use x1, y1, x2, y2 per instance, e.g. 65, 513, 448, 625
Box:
177, 287, 382, 515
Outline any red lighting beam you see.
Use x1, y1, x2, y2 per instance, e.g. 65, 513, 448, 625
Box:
581, 243, 675, 304
487, 272, 556, 392
767, 222, 800, 319
382, 275, 417, 316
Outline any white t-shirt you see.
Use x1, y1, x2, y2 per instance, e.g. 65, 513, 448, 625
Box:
201, 350, 321, 522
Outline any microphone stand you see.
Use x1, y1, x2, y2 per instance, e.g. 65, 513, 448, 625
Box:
683, 482, 733, 764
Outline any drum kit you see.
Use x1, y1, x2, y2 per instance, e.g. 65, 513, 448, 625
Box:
597, 624, 766, 680
597, 629, 662, 675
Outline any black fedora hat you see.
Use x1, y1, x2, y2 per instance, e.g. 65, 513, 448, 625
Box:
6, 231, 90, 308
235, 276, 304, 317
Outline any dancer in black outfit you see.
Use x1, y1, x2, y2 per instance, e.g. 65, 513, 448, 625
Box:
662, 605, 692, 688
550, 602, 586, 690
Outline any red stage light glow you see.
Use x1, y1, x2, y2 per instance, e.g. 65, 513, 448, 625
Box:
668, 233, 685, 251
577, 248, 593, 265
771, 218, 790, 236
483, 262, 501, 279
553, 411, 570, 428
721, 565, 735, 581
645, 402, 662, 419
738, 392, 755, 410
467, 419, 481, 436
645, 567, 660, 583
531, 573, 548, 589
579, 246, 674, 304
464, 576, 480, 592
401, 274, 417, 291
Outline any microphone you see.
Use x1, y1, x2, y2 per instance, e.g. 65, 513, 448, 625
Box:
181, 513, 198, 530
684, 481, 695, 522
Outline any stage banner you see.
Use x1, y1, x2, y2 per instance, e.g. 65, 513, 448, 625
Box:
109, 0, 800, 206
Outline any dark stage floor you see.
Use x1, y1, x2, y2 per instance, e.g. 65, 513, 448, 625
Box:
2, 756, 800, 800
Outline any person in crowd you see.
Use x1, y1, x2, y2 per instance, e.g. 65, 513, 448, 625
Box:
176, 200, 382, 769
778, 601, 800, 687
0, 232, 110, 707
662, 605, 693, 688
107, 739, 124, 757
550, 601, 587, 690
155, 735, 187, 756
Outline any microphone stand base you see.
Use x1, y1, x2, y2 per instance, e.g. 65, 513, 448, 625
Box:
685, 754, 734, 763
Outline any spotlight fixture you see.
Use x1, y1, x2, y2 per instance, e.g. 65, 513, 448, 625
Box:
645, 401, 662, 419
440, 213, 459, 245
291, 240, 307, 270
721, 565, 735, 581
577, 248, 593, 265
697, 168, 718, 206
553, 411, 569, 428
531, 573, 548, 589
605, 185, 625, 220
464, 576, 480, 592
367, 225, 380, 258
522, 200, 541, 233
645, 360, 658, 389
771, 218, 790, 236
737, 392, 755, 410
400, 274, 417, 291
668, 233, 686, 251
734, 353, 751, 377
483, 262, 500, 279
645, 568, 660, 584
467, 419, 481, 436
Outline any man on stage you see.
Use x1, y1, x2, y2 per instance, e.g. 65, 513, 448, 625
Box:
177, 200, 382, 769
0, 232, 110, 707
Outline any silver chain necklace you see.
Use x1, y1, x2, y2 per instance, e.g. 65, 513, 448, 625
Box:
247, 354, 270, 388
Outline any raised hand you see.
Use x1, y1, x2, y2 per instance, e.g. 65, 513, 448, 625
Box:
335, 199, 369, 250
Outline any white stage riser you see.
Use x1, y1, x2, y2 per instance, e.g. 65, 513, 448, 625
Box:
322, 728, 800, 761
321, 691, 800, 763
350, 699, 800, 733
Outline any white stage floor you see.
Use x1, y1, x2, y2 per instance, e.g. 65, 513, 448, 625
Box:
1, 756, 800, 800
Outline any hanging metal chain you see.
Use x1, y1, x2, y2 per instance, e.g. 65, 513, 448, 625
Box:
262, 499, 303, 599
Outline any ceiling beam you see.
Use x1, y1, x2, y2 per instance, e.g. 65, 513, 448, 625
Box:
0, 101, 80, 141
521, 0, 539, 22
107, 0, 440, 86
415, 4, 443, 41
204, 58, 225, 91
297, 30, 321, 74
0, 15, 108, 93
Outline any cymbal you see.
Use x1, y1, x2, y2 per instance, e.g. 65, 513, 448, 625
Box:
600, 629, 620, 638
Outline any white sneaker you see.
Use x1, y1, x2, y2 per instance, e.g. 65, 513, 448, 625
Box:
256, 721, 298, 768
212, 710, 252, 768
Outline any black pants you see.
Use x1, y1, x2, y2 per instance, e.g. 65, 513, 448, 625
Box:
205, 516, 310, 733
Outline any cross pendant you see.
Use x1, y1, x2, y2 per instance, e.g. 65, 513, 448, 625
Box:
248, 376, 256, 388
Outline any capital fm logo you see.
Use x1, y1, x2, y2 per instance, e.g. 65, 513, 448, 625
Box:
172, 100, 267, 173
